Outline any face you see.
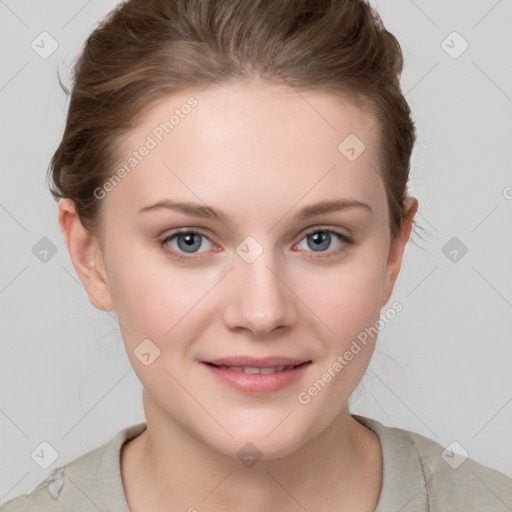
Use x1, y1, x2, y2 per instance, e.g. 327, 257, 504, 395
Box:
63, 81, 414, 460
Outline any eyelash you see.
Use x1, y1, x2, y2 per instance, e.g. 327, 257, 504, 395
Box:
159, 227, 354, 262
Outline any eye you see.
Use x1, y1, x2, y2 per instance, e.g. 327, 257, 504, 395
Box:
160, 230, 214, 259
295, 228, 353, 257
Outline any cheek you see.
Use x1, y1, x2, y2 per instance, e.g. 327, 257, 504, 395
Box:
106, 241, 221, 352
291, 251, 388, 412
299, 250, 388, 343
105, 243, 181, 339
106, 250, 208, 395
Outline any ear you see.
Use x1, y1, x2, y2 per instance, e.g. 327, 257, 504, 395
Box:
58, 198, 115, 311
380, 197, 418, 307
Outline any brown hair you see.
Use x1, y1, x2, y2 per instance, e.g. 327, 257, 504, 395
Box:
48, 0, 416, 240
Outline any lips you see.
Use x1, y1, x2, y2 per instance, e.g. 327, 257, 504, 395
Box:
201, 356, 312, 393
201, 356, 312, 395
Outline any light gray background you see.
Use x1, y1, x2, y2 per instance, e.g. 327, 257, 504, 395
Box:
1, 0, 511, 502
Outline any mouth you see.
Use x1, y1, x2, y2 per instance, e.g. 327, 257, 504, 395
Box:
200, 358, 312, 394
203, 361, 310, 374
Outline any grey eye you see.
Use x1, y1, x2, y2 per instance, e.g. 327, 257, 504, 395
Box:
165, 231, 213, 254
297, 230, 344, 253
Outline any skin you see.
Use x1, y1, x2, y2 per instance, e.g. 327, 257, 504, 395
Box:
59, 81, 417, 511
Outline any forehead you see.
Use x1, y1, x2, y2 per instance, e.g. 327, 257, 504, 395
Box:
107, 81, 385, 221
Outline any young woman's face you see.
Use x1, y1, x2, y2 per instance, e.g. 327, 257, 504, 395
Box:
92, 82, 412, 458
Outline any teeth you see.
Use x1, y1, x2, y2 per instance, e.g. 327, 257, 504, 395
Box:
260, 367, 279, 374
217, 364, 296, 374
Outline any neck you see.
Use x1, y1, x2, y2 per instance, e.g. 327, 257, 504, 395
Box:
121, 393, 382, 511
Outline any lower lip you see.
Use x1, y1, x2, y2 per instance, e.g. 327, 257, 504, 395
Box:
201, 362, 311, 394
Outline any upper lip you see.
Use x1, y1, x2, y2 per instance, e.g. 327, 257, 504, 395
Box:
203, 356, 311, 368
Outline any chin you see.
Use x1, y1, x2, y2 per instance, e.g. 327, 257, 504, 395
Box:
207, 419, 312, 462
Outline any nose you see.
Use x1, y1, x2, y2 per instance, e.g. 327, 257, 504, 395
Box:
223, 246, 298, 338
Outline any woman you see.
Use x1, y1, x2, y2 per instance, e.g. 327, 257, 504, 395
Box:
2, 0, 511, 510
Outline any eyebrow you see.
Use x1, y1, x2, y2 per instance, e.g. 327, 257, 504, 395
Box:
138, 198, 372, 223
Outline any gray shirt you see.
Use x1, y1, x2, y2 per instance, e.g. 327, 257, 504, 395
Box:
1, 415, 511, 511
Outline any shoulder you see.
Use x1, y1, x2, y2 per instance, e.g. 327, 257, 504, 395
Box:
354, 414, 512, 511
404, 428, 512, 511
0, 423, 146, 512
0, 468, 66, 512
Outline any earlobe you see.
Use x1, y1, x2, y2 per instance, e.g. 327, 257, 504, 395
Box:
381, 197, 418, 307
58, 198, 115, 312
